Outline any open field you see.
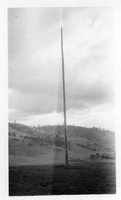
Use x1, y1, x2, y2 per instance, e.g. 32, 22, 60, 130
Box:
9, 123, 115, 166
9, 123, 116, 195
9, 161, 116, 196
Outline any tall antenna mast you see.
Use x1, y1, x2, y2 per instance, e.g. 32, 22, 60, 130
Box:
61, 27, 69, 166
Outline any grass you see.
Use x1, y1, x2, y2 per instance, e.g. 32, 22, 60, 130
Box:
9, 161, 116, 196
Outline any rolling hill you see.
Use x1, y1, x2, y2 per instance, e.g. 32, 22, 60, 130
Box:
9, 123, 115, 166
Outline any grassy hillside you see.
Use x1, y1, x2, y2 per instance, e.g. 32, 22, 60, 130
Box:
9, 123, 115, 166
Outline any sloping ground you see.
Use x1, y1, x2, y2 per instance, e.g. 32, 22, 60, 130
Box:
9, 123, 115, 166
9, 123, 35, 136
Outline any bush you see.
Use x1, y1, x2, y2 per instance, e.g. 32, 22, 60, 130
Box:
89, 152, 115, 160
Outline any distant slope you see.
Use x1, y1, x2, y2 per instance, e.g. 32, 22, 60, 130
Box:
9, 123, 35, 136
9, 123, 115, 166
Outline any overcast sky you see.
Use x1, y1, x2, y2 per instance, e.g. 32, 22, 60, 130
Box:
8, 7, 114, 130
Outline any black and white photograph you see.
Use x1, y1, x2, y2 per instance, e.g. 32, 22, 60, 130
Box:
1, 0, 121, 199
8, 6, 116, 196
7, 6, 117, 196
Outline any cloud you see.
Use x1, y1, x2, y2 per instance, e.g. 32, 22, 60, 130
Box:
8, 7, 114, 127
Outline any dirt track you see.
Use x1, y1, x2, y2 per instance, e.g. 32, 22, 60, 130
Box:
9, 161, 116, 196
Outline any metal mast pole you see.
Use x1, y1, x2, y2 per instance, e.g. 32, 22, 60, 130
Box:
61, 27, 69, 166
